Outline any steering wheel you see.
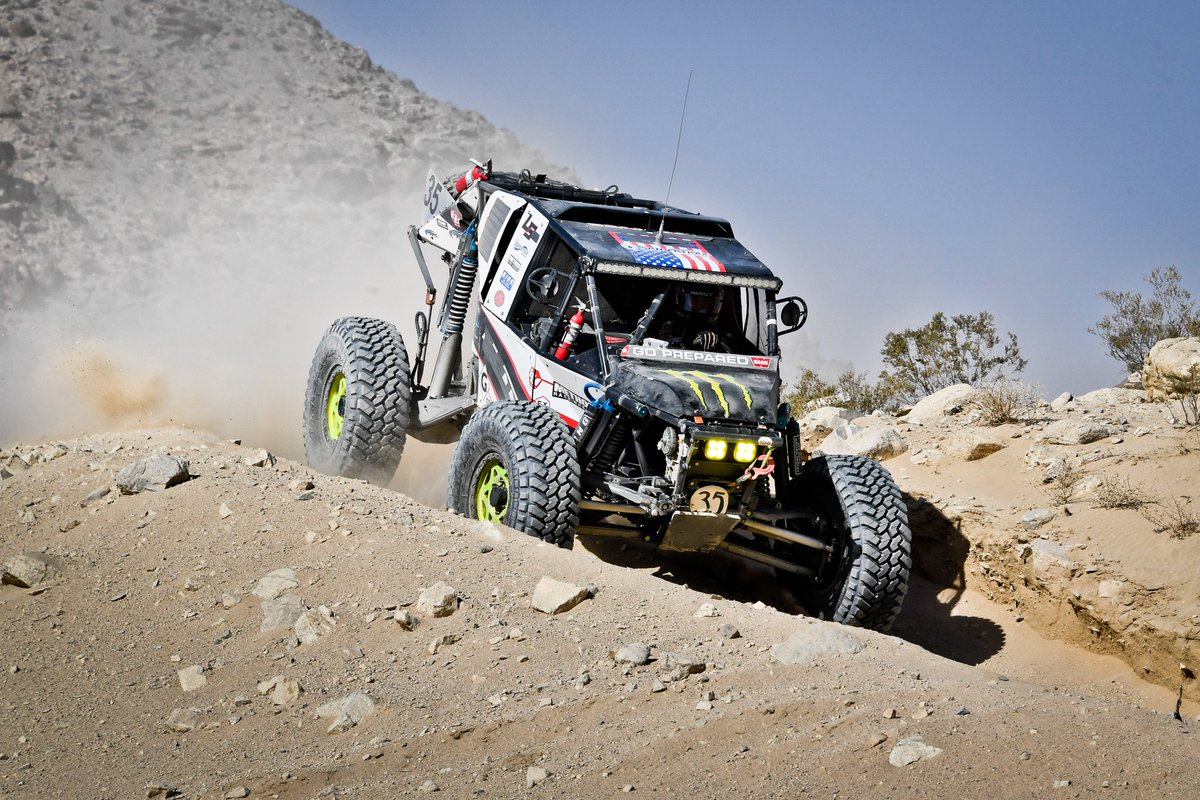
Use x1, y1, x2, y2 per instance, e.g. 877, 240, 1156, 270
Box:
524, 267, 562, 304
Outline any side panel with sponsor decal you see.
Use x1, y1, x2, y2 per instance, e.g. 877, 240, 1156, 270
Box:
482, 205, 548, 322
416, 170, 466, 255
474, 309, 588, 426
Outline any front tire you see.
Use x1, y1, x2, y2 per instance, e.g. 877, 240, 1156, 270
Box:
303, 316, 411, 484
447, 401, 580, 547
790, 454, 912, 630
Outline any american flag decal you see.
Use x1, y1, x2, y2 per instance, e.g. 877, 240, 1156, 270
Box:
609, 232, 726, 272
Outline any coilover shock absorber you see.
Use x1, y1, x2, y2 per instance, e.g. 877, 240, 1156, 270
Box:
428, 228, 478, 399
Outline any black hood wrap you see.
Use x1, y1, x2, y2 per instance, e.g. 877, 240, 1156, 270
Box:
610, 358, 780, 424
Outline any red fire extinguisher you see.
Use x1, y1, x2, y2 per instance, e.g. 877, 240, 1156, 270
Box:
555, 308, 586, 360
453, 162, 490, 195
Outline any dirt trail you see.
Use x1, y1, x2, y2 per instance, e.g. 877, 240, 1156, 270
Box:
3, 428, 1199, 799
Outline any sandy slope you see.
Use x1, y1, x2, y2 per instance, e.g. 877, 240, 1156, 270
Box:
3, 427, 1199, 799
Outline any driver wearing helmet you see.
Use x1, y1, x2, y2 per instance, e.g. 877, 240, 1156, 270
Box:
661, 285, 730, 352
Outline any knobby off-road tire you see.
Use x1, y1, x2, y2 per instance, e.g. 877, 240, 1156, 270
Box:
795, 454, 912, 631
303, 316, 411, 485
447, 401, 580, 547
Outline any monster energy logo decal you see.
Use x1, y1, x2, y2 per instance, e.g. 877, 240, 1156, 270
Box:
664, 370, 752, 417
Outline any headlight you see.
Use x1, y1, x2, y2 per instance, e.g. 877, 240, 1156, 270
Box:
703, 439, 728, 460
732, 441, 757, 463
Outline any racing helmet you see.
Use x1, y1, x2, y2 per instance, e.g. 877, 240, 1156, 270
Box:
674, 285, 725, 323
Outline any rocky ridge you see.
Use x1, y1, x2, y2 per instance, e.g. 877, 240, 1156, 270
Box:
803, 380, 1200, 702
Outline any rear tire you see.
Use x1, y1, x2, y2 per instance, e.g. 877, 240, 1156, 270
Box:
789, 455, 911, 630
447, 401, 580, 547
303, 316, 411, 484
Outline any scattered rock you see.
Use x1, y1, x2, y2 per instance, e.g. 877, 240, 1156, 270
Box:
177, 665, 207, 692
1036, 419, 1111, 446
116, 454, 191, 493
889, 737, 943, 767
1050, 392, 1074, 412
317, 692, 377, 734
945, 429, 1007, 461
418, 780, 439, 792
613, 643, 651, 666
260, 594, 306, 632
252, 568, 300, 600
525, 766, 549, 788
146, 781, 184, 799
164, 708, 202, 733
295, 605, 336, 644
531, 576, 589, 615
393, 609, 419, 630
416, 581, 459, 617
243, 449, 277, 467
2, 552, 54, 588
222, 787, 250, 799
1021, 508, 1057, 530
771, 626, 865, 665
258, 676, 302, 706
694, 602, 720, 618
80, 486, 111, 506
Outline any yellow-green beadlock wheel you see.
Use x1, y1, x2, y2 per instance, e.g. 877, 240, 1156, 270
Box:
447, 401, 580, 547
303, 317, 411, 485
473, 457, 509, 522
325, 371, 347, 440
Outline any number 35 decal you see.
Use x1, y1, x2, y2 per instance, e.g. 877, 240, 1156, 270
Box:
689, 486, 730, 515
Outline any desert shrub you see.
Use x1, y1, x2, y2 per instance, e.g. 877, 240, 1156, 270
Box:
1161, 364, 1200, 426
969, 379, 1043, 426
1090, 266, 1200, 374
1140, 496, 1200, 540
879, 311, 1026, 405
784, 369, 901, 417
1042, 460, 1081, 506
784, 368, 837, 410
1091, 474, 1153, 510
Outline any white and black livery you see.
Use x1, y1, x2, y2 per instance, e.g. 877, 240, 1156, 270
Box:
303, 163, 912, 630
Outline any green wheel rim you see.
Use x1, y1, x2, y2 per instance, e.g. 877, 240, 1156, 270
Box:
474, 458, 509, 522
326, 371, 347, 440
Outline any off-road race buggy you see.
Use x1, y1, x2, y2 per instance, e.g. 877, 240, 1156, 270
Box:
303, 162, 912, 630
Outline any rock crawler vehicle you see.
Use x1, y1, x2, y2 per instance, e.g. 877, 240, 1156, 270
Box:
303, 163, 911, 630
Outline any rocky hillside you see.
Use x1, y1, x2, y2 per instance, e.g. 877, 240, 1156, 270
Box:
0, 0, 565, 448
2, 428, 1199, 798
801, 380, 1200, 703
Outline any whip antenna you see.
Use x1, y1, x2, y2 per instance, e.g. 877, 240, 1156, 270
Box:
657, 69, 693, 243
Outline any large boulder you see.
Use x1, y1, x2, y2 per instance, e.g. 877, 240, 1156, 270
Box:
116, 454, 191, 493
944, 429, 1007, 461
904, 384, 976, 425
798, 406, 854, 437
1143, 337, 1200, 400
816, 424, 908, 461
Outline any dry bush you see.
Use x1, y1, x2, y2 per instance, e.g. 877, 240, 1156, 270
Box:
1140, 496, 1200, 539
1091, 474, 1153, 510
970, 379, 1043, 426
1042, 460, 1080, 506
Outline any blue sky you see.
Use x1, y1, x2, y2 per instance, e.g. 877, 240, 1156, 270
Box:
291, 0, 1199, 395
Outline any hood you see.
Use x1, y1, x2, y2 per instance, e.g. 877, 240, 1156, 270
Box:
610, 349, 780, 424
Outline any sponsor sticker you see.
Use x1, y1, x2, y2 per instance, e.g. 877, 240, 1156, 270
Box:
499, 271, 515, 291
494, 290, 505, 306
552, 383, 588, 409
620, 345, 774, 370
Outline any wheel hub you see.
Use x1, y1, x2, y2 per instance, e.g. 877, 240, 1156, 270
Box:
326, 371, 347, 440
475, 459, 510, 522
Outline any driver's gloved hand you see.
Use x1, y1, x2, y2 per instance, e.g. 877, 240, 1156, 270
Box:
693, 331, 719, 351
